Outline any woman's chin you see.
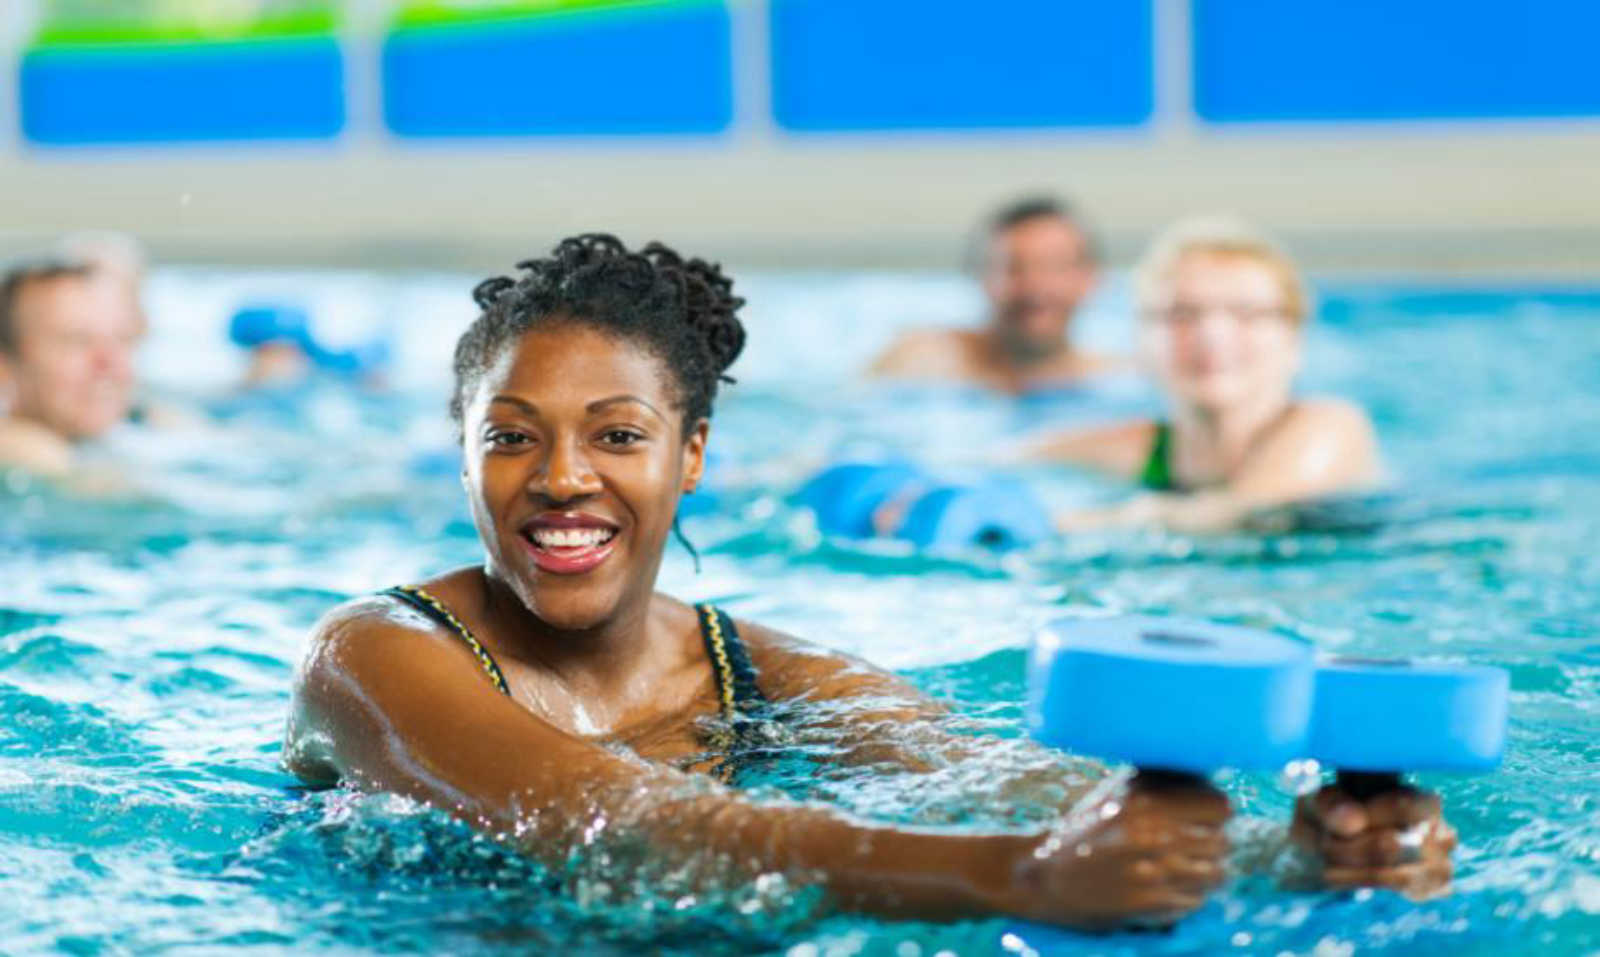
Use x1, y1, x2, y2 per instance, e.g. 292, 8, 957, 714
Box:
1175, 379, 1249, 411
521, 587, 624, 632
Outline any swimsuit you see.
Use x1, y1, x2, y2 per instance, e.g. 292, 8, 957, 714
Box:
379, 585, 772, 781
1139, 422, 1176, 491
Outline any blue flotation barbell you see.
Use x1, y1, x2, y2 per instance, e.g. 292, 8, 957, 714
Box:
795, 462, 1052, 551
228, 303, 389, 378
1019, 617, 1508, 941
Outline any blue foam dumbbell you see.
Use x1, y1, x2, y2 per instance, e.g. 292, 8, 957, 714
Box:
1010, 617, 1313, 945
897, 478, 1053, 551
1310, 657, 1509, 798
794, 461, 925, 539
228, 303, 389, 378
229, 303, 310, 349
1030, 616, 1316, 784
796, 462, 1051, 551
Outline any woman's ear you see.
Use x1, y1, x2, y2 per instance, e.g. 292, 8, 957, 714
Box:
682, 420, 710, 493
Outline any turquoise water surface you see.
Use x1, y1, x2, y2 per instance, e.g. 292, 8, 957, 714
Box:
2, 272, 1597, 955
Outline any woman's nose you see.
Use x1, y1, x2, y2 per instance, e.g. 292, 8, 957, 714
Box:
537, 439, 602, 502
1193, 310, 1237, 348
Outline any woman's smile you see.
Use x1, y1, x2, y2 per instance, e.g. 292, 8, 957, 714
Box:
520, 511, 622, 575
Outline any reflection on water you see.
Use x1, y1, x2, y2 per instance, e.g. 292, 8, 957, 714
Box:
2, 273, 1598, 954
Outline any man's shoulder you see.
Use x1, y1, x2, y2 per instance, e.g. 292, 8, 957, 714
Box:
0, 418, 72, 475
869, 327, 981, 376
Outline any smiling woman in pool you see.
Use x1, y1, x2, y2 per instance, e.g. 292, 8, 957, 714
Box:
285, 235, 1452, 929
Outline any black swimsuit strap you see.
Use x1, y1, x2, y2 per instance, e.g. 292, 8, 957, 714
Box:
381, 586, 512, 696
694, 603, 767, 721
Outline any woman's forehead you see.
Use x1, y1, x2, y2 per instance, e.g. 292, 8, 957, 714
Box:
1170, 254, 1282, 299
479, 325, 675, 409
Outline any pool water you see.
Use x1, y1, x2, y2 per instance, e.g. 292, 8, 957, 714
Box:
1, 271, 1597, 955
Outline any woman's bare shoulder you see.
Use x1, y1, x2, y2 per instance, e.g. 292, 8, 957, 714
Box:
726, 616, 932, 710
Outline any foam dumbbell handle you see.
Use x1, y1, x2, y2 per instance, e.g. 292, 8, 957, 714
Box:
1332, 770, 1405, 801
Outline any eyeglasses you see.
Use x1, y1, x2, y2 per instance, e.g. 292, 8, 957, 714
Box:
1146, 302, 1292, 324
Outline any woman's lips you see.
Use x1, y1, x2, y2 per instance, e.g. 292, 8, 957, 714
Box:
520, 514, 619, 576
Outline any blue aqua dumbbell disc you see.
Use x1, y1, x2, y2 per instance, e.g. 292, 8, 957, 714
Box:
1029, 616, 1315, 775
1311, 658, 1509, 791
897, 479, 1052, 551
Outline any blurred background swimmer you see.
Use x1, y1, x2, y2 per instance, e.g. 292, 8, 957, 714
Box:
1024, 217, 1381, 532
0, 259, 145, 482
57, 230, 148, 323
868, 196, 1121, 394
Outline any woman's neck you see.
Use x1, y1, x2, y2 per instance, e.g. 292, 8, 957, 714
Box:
478, 567, 666, 697
1170, 388, 1293, 486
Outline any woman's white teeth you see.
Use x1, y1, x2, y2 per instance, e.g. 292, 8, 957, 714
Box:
531, 527, 615, 549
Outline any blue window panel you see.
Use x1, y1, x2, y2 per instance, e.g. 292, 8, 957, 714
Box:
1194, 0, 1600, 123
383, 3, 733, 137
771, 0, 1153, 132
21, 38, 345, 145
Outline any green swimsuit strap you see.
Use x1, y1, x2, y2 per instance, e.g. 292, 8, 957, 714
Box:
380, 585, 511, 696
1139, 421, 1176, 492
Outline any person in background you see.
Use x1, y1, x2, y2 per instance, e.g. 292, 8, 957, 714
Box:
1025, 217, 1381, 532
57, 231, 148, 320
868, 196, 1121, 393
0, 260, 144, 479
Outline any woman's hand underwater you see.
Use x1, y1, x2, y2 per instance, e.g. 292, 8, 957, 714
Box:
1290, 782, 1457, 898
988, 777, 1231, 930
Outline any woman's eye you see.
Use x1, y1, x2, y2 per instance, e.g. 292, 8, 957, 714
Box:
599, 430, 644, 447
488, 431, 532, 448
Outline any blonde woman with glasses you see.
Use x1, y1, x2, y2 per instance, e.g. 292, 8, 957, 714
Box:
1026, 217, 1381, 532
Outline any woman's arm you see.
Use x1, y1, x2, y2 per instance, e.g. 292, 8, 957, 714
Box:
731, 620, 1456, 901
285, 601, 1228, 929
738, 622, 1103, 817
1056, 401, 1382, 534
1013, 419, 1155, 477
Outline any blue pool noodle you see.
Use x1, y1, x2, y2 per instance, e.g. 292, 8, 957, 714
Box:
1029, 616, 1316, 774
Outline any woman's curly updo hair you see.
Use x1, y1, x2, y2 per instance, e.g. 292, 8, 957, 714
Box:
451, 234, 746, 435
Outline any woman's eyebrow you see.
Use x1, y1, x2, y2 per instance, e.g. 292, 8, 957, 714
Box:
587, 394, 665, 420
489, 395, 539, 415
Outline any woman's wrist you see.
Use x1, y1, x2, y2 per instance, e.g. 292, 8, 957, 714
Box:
959, 831, 1052, 919
773, 810, 1039, 920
